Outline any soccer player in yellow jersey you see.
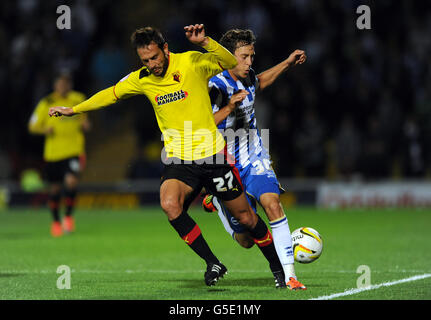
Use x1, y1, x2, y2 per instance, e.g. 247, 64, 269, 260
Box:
49, 24, 284, 287
29, 73, 90, 237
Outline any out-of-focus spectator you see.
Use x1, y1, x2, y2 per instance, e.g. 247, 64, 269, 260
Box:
294, 108, 326, 177
0, 147, 11, 180
127, 142, 163, 180
90, 36, 128, 90
73, 0, 97, 37
414, 80, 431, 170
334, 116, 361, 179
400, 115, 425, 177
360, 116, 390, 179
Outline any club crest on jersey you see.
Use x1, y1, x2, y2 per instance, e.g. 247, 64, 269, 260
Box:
155, 90, 188, 106
172, 71, 182, 83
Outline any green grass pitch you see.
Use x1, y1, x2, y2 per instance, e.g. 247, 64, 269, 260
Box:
0, 206, 430, 300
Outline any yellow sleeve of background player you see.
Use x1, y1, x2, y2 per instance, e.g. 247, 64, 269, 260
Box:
191, 37, 238, 79
72, 70, 143, 114
28, 99, 48, 135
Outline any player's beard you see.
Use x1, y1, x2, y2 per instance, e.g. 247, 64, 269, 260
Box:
153, 53, 169, 77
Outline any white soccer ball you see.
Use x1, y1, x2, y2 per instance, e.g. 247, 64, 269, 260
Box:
291, 227, 323, 264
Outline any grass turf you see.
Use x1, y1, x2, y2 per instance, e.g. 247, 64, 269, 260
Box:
0, 206, 430, 300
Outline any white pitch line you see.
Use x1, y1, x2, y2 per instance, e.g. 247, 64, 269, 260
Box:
1, 269, 431, 275
310, 273, 431, 300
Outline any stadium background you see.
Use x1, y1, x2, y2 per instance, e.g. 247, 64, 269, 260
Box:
1, 0, 431, 209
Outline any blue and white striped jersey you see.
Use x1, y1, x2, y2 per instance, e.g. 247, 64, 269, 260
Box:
209, 69, 272, 173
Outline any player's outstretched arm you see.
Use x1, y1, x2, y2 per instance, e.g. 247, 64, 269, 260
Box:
257, 49, 306, 91
185, 24, 237, 70
213, 90, 248, 125
184, 24, 209, 47
48, 86, 118, 117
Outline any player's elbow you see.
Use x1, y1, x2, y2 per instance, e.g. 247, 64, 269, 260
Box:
226, 57, 238, 70
256, 75, 269, 91
28, 124, 37, 135
219, 55, 237, 70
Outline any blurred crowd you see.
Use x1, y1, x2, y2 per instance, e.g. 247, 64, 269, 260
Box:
1, 0, 430, 182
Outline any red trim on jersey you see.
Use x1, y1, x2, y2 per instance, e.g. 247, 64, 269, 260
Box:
113, 85, 119, 100
218, 62, 225, 71
230, 163, 243, 189
182, 224, 201, 245
219, 145, 243, 189
217, 144, 235, 165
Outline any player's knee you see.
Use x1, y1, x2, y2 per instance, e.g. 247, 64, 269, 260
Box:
264, 200, 284, 221
160, 197, 182, 219
65, 174, 78, 189
236, 210, 257, 229
50, 184, 62, 195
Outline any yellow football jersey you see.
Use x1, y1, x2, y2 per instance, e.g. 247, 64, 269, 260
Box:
72, 37, 237, 161
29, 91, 87, 162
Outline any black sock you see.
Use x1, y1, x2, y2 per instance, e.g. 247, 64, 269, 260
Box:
169, 212, 219, 265
64, 189, 77, 217
48, 193, 61, 222
249, 215, 283, 273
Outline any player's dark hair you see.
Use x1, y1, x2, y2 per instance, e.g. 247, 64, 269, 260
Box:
54, 71, 73, 83
131, 27, 166, 50
220, 29, 256, 54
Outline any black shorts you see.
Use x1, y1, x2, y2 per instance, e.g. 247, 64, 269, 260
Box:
160, 149, 243, 203
45, 156, 82, 183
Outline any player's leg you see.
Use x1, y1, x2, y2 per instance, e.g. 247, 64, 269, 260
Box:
259, 191, 306, 290
63, 172, 79, 233
62, 157, 82, 233
260, 193, 294, 273
221, 193, 284, 276
205, 165, 285, 288
49, 182, 63, 237
45, 161, 64, 237
244, 158, 305, 289
209, 194, 254, 248
160, 175, 225, 286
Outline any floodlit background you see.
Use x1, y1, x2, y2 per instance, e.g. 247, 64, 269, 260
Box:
1, 0, 431, 207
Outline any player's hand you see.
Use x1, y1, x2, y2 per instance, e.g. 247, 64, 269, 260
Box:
287, 50, 307, 66
227, 90, 248, 111
48, 106, 75, 117
184, 24, 209, 47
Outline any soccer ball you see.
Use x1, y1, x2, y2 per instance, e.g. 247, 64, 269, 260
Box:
291, 227, 323, 264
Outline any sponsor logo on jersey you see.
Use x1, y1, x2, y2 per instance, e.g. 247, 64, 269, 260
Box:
155, 90, 188, 106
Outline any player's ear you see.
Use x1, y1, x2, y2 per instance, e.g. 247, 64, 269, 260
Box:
163, 42, 169, 55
